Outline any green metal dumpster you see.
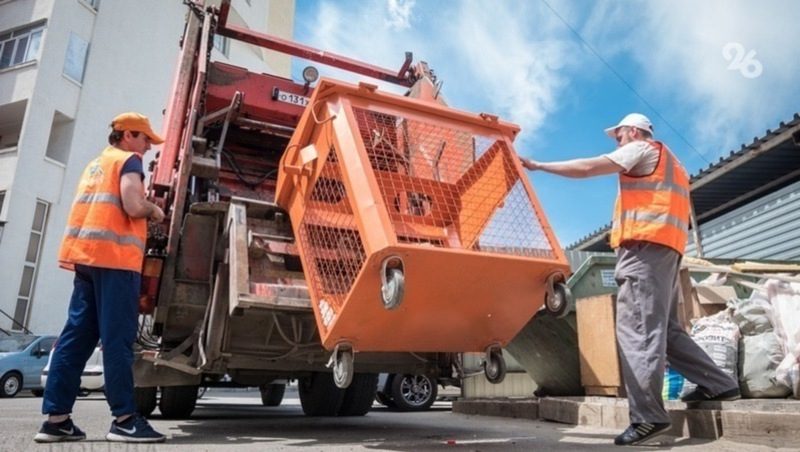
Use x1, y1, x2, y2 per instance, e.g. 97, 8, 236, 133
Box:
567, 254, 617, 300
504, 254, 617, 396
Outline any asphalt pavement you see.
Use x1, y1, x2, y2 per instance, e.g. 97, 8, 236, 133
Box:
0, 388, 792, 451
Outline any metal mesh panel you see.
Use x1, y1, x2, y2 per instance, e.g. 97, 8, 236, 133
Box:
297, 146, 366, 313
352, 107, 554, 259
475, 180, 554, 258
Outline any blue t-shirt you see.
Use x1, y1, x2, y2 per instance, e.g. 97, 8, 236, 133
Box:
122, 155, 144, 181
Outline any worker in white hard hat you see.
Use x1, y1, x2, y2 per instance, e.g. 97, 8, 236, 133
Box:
520, 113, 740, 447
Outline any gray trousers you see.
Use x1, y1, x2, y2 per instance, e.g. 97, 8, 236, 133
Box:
615, 241, 738, 424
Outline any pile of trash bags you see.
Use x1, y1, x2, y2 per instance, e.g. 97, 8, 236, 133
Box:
666, 278, 800, 400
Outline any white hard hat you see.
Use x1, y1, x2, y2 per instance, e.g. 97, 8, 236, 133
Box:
604, 113, 653, 138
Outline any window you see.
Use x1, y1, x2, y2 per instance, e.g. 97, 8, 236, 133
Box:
0, 23, 44, 70
63, 33, 89, 83
45, 111, 75, 164
13, 200, 49, 331
38, 337, 56, 354
0, 191, 5, 243
213, 34, 229, 57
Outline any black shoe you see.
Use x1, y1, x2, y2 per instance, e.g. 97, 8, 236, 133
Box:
33, 417, 87, 443
681, 386, 741, 403
614, 422, 671, 446
106, 414, 166, 443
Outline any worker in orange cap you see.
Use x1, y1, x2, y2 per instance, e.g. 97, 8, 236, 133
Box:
520, 113, 739, 447
36, 113, 166, 444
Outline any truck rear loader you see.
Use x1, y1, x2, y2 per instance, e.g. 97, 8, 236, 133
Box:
133, 0, 571, 419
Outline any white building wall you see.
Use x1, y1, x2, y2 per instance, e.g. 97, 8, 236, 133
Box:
0, 0, 58, 332
208, 0, 293, 76
0, 0, 293, 334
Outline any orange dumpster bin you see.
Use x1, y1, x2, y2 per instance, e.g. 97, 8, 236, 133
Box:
276, 78, 570, 385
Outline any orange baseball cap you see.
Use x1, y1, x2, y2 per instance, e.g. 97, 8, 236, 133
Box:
111, 112, 165, 144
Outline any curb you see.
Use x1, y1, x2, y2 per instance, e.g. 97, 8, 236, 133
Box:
453, 396, 800, 443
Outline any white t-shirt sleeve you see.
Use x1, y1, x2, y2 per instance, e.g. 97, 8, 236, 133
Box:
603, 141, 659, 176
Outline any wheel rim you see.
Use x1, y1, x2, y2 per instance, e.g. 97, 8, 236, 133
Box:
484, 349, 505, 383
380, 257, 405, 310
4, 376, 19, 395
399, 375, 433, 407
486, 359, 501, 380
333, 349, 353, 388
550, 290, 564, 311
545, 282, 571, 316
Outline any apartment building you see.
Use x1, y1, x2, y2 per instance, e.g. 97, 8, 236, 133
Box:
0, 0, 294, 333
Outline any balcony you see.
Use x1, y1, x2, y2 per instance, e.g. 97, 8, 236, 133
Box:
0, 19, 45, 105
0, 99, 25, 154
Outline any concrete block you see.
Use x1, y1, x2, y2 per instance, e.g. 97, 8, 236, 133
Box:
668, 408, 722, 439
455, 395, 800, 446
721, 410, 800, 444
539, 397, 602, 425
452, 398, 539, 420
600, 400, 628, 429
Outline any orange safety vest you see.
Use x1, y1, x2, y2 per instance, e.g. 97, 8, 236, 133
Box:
58, 146, 147, 272
609, 140, 690, 255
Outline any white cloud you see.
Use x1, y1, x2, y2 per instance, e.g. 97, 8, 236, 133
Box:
385, 0, 414, 30
298, 0, 800, 161
301, 1, 419, 91
442, 2, 575, 141
300, 1, 576, 149
583, 0, 800, 155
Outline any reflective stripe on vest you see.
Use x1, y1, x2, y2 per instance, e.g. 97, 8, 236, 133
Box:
610, 141, 690, 254
618, 210, 689, 232
618, 152, 690, 198
58, 147, 147, 272
65, 227, 145, 251
74, 193, 124, 209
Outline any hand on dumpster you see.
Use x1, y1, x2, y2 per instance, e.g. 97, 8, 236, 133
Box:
520, 157, 542, 171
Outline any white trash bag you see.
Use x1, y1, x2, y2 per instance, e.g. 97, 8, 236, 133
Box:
680, 309, 740, 398
766, 280, 800, 398
732, 292, 791, 398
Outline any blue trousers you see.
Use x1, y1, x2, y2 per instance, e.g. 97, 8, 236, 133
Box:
42, 264, 139, 417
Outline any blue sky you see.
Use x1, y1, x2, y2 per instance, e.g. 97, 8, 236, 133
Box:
289, 0, 800, 247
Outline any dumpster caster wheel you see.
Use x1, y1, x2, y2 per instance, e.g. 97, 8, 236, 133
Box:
545, 282, 572, 319
484, 347, 506, 384
329, 345, 354, 389
381, 257, 405, 310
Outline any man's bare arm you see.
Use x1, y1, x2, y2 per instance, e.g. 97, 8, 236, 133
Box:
520, 155, 624, 178
120, 173, 165, 222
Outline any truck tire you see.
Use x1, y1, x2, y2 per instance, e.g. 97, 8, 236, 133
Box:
135, 386, 158, 417
299, 372, 344, 416
159, 385, 198, 419
260, 383, 286, 406
338, 373, 378, 416
390, 374, 437, 411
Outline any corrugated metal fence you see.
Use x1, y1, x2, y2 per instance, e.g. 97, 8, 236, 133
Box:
687, 179, 800, 260
564, 249, 613, 270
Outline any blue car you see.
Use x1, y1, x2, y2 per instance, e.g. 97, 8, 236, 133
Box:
0, 333, 56, 397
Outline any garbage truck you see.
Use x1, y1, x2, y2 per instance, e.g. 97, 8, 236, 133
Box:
133, 0, 571, 419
